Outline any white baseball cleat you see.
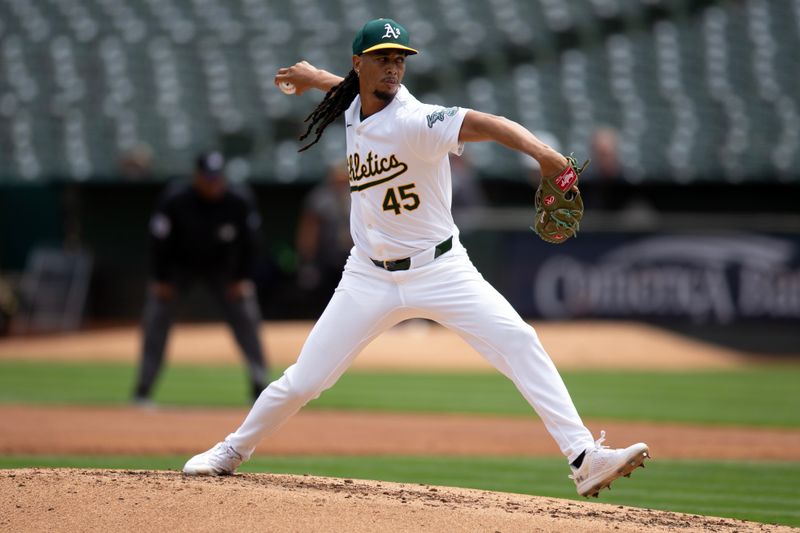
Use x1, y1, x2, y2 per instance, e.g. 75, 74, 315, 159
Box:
569, 431, 649, 498
183, 441, 243, 476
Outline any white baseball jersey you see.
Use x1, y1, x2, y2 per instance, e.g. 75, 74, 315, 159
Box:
344, 85, 469, 260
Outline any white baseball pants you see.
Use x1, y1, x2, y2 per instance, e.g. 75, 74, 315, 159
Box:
226, 237, 595, 462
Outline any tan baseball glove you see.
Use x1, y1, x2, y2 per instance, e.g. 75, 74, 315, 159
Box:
532, 155, 590, 244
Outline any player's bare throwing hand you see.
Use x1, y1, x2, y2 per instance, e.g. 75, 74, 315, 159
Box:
184, 18, 649, 498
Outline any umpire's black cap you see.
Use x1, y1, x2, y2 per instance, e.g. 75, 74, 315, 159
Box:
195, 150, 225, 178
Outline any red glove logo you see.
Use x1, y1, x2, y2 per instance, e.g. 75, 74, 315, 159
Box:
554, 166, 578, 192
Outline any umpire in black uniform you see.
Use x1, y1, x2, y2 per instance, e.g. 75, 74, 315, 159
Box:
133, 151, 269, 405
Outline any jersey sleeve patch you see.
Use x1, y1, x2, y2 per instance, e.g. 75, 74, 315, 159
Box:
426, 107, 460, 128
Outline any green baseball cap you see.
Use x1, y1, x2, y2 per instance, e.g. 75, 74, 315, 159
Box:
352, 18, 418, 56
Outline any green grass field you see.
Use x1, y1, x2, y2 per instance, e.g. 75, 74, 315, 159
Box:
1, 359, 799, 527
1, 360, 799, 426
1, 455, 798, 527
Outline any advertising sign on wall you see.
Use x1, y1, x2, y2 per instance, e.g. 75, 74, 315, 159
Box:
502, 233, 800, 325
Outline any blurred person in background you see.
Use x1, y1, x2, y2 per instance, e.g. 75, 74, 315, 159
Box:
448, 152, 487, 232
132, 151, 269, 406
294, 160, 353, 316
588, 127, 626, 182
119, 142, 155, 181
582, 127, 657, 223
0, 276, 17, 336
581, 127, 628, 211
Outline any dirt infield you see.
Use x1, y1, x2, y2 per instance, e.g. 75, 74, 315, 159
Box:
1, 469, 793, 533
2, 405, 799, 460
0, 320, 755, 370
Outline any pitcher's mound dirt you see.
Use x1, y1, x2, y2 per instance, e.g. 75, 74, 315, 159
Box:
1, 469, 791, 533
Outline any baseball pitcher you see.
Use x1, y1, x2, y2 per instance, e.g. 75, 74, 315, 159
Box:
183, 19, 648, 498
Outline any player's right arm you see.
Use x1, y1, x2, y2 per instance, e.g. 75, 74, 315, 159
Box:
274, 61, 344, 95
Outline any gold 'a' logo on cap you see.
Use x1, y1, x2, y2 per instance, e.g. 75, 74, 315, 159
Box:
382, 23, 401, 39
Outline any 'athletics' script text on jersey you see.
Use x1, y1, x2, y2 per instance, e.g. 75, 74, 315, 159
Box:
347, 152, 408, 191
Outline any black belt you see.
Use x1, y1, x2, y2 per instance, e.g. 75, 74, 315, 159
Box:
371, 236, 453, 271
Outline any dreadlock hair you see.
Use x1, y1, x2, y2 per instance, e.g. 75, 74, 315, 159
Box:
298, 69, 360, 152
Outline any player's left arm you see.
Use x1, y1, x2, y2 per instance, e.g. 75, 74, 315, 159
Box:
458, 110, 568, 178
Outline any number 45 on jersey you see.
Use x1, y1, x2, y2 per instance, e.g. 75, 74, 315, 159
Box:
382, 183, 420, 215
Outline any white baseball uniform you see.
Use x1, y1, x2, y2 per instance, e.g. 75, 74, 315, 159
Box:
226, 86, 595, 462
